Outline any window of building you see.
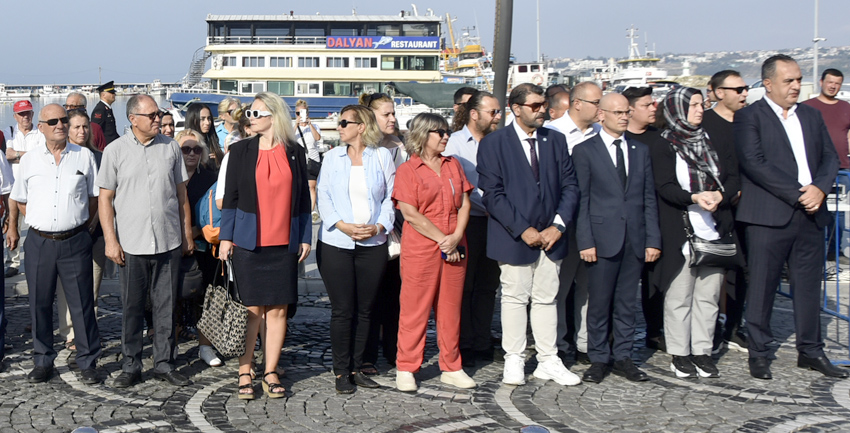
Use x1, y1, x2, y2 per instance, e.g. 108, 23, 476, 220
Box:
255, 24, 290, 37
329, 24, 361, 36
381, 55, 438, 71
240, 82, 266, 94
296, 82, 321, 95
242, 56, 265, 67
366, 24, 400, 36
219, 80, 237, 93
268, 81, 295, 96
270, 57, 292, 67
354, 57, 377, 68
326, 57, 350, 68
294, 23, 325, 37
222, 56, 237, 67
298, 57, 320, 68
227, 24, 251, 37
402, 23, 437, 36
322, 81, 382, 97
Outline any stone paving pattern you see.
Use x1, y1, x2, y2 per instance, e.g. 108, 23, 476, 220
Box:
3, 232, 850, 432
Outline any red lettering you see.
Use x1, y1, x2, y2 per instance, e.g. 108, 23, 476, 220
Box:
327, 37, 337, 47
365, 38, 372, 48
355, 38, 363, 48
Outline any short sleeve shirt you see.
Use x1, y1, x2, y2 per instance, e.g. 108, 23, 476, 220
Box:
96, 132, 189, 255
393, 154, 471, 236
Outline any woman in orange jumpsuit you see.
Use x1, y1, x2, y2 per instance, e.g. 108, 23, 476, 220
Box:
392, 113, 475, 392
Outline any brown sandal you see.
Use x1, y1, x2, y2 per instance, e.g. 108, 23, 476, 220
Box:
237, 373, 255, 400
262, 372, 285, 398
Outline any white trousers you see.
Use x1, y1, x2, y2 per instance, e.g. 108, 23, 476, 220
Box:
500, 251, 561, 363
663, 260, 724, 356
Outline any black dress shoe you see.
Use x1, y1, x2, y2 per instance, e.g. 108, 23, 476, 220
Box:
352, 372, 380, 388
335, 374, 355, 394
749, 357, 772, 380
475, 348, 494, 362
461, 349, 476, 368
576, 351, 591, 365
798, 353, 850, 378
80, 368, 100, 385
153, 370, 191, 386
113, 371, 142, 388
582, 362, 607, 383
612, 358, 649, 382
27, 365, 53, 383
646, 336, 666, 352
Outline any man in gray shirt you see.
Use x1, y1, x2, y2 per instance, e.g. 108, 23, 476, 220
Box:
97, 94, 194, 388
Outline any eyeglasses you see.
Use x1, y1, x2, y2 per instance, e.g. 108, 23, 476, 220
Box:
430, 129, 451, 138
578, 98, 601, 107
38, 117, 70, 126
181, 146, 204, 155
244, 110, 272, 119
478, 109, 501, 117
600, 108, 632, 118
132, 111, 162, 121
717, 86, 749, 94
338, 119, 362, 128
518, 102, 547, 112
63, 104, 86, 111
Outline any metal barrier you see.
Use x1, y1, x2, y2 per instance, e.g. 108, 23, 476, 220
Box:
777, 173, 850, 364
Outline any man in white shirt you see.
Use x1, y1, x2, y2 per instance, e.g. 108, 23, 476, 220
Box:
7, 104, 101, 385
4, 100, 45, 277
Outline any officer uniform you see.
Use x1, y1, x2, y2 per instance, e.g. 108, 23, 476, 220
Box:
91, 81, 119, 145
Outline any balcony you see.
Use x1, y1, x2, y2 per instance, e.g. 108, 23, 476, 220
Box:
208, 36, 327, 45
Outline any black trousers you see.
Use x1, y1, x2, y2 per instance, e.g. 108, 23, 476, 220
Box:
640, 268, 665, 340
459, 216, 500, 352
364, 257, 401, 365
745, 210, 825, 358
723, 220, 749, 339
317, 242, 388, 375
25, 230, 100, 370
120, 248, 181, 374
585, 236, 642, 364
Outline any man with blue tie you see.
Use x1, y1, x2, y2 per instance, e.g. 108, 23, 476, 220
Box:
734, 54, 847, 380
477, 83, 581, 386
573, 93, 661, 384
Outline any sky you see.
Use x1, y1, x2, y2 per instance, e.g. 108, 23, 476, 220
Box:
0, 0, 847, 85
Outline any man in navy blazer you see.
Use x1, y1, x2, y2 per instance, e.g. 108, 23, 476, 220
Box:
478, 83, 581, 387
734, 54, 847, 380
573, 93, 661, 383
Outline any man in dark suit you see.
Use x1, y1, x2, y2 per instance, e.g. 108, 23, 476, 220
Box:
91, 81, 119, 145
573, 93, 661, 383
734, 54, 847, 380
477, 83, 581, 387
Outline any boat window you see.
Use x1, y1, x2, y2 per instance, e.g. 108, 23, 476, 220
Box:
242, 56, 265, 68
518, 65, 528, 73
531, 65, 540, 72
354, 57, 378, 68
296, 83, 321, 95
270, 57, 292, 68
219, 80, 237, 94
326, 57, 350, 68
268, 81, 295, 96
298, 57, 320, 68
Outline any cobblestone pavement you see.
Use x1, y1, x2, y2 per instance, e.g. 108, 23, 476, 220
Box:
3, 243, 850, 432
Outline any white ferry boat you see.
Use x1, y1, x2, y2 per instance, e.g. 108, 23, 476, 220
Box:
609, 26, 668, 88
168, 11, 445, 117
0, 84, 33, 102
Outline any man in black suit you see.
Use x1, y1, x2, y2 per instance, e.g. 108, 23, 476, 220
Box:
91, 81, 119, 145
572, 93, 661, 383
734, 54, 847, 380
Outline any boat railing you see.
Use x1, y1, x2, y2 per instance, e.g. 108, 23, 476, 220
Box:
208, 36, 327, 45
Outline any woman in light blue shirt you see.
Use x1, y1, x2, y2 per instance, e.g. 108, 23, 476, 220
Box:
316, 104, 396, 394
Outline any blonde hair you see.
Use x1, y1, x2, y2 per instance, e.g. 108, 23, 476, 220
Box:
295, 99, 308, 108
254, 91, 296, 148
404, 113, 449, 156
218, 97, 240, 120
176, 128, 210, 166
340, 105, 383, 148
359, 92, 393, 110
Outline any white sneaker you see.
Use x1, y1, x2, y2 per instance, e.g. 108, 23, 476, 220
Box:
502, 354, 526, 385
199, 345, 222, 367
396, 371, 417, 392
440, 370, 477, 389
532, 359, 581, 386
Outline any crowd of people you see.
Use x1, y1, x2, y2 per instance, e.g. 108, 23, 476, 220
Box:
0, 54, 848, 397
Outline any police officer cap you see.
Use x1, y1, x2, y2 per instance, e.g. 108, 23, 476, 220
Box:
97, 81, 116, 94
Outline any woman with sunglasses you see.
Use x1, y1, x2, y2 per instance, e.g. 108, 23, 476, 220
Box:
392, 113, 475, 392
360, 92, 407, 373
175, 129, 221, 367
649, 87, 739, 379
315, 105, 395, 393
294, 100, 323, 220
55, 110, 105, 352
185, 104, 223, 170
219, 92, 312, 400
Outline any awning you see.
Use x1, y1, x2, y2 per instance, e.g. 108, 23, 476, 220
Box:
389, 82, 469, 109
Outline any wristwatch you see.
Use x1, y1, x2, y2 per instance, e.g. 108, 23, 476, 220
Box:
553, 222, 566, 233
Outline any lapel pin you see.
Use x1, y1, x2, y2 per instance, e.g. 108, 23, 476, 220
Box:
542, 137, 547, 142
631, 145, 635, 149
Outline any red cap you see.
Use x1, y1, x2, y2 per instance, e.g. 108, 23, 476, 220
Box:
13, 100, 33, 114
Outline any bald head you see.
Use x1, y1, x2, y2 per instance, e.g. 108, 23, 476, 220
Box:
598, 93, 630, 137
38, 104, 70, 145
568, 82, 602, 129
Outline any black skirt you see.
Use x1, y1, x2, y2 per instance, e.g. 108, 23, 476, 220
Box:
231, 245, 298, 306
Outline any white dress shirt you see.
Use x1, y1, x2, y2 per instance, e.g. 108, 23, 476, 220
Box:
545, 114, 601, 154
510, 120, 565, 228
10, 143, 98, 231
597, 129, 629, 175
443, 125, 486, 216
764, 96, 812, 186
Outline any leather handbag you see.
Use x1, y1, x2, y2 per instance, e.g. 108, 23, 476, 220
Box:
682, 211, 741, 269
196, 260, 248, 358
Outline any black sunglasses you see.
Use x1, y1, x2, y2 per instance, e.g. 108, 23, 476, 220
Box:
181, 146, 204, 155
518, 102, 547, 112
39, 117, 69, 126
338, 119, 362, 128
368, 93, 389, 102
133, 111, 162, 121
430, 129, 451, 138
717, 86, 749, 94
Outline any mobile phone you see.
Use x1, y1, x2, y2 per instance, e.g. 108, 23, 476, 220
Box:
441, 246, 466, 260
299, 109, 308, 123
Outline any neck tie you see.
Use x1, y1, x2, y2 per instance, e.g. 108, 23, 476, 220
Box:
527, 138, 539, 183
614, 139, 627, 188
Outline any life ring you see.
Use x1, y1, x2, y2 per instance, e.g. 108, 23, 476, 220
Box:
532, 74, 544, 85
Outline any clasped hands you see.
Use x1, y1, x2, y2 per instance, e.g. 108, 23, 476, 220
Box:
438, 232, 462, 262
521, 226, 562, 252
798, 184, 826, 214
336, 221, 380, 241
